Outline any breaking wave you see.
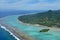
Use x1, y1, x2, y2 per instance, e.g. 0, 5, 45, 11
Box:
0, 25, 20, 40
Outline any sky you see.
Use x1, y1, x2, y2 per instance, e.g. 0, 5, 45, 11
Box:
0, 0, 60, 10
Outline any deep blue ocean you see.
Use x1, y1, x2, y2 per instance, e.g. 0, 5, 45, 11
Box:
0, 10, 43, 18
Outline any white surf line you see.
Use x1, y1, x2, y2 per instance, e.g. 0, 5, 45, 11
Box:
0, 24, 20, 40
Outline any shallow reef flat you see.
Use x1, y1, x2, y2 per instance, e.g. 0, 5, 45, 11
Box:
0, 21, 34, 40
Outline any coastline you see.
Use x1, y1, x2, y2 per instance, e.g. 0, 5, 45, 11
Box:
0, 20, 35, 40
0, 25, 20, 40
17, 17, 60, 31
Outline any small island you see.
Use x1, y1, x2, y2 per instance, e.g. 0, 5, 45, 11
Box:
40, 29, 50, 32
18, 10, 60, 28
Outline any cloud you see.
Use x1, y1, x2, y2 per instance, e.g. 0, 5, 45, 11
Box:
0, 0, 60, 10
0, 0, 21, 3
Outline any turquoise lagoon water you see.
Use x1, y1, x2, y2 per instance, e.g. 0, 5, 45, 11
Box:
2, 15, 60, 40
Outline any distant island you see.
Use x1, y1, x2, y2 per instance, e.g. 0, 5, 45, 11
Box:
18, 10, 60, 28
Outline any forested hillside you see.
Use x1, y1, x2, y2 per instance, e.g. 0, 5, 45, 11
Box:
18, 10, 60, 27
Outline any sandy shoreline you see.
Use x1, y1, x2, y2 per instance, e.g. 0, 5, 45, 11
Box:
17, 18, 60, 31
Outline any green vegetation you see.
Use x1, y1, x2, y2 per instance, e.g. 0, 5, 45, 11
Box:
18, 10, 60, 27
39, 29, 50, 32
